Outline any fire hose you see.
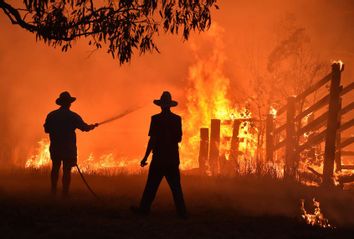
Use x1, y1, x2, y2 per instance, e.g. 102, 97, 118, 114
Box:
97, 106, 144, 126
75, 105, 143, 200
75, 164, 101, 201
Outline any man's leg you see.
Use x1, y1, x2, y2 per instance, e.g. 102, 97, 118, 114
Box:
165, 167, 187, 217
139, 165, 164, 213
51, 160, 61, 195
62, 160, 73, 196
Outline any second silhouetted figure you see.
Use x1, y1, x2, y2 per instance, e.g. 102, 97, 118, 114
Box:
132, 91, 187, 218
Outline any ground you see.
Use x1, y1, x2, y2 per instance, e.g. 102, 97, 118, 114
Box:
0, 169, 353, 238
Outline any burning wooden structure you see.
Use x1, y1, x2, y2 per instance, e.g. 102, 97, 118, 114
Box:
197, 62, 354, 186
198, 117, 259, 175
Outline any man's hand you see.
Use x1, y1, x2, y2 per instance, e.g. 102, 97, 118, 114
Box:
90, 123, 99, 130
140, 158, 148, 167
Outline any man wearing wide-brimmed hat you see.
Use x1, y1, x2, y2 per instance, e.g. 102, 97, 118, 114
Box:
131, 91, 187, 218
44, 91, 98, 196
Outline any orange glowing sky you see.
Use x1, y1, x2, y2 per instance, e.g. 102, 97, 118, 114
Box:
0, 0, 353, 166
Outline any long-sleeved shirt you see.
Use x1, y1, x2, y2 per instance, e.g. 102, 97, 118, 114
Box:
148, 110, 182, 167
44, 107, 92, 160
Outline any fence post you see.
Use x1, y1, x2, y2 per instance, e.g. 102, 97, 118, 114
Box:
335, 97, 342, 173
198, 128, 209, 172
323, 62, 343, 186
285, 96, 297, 180
266, 114, 275, 161
305, 113, 317, 162
229, 120, 241, 162
209, 119, 221, 176
230, 120, 241, 171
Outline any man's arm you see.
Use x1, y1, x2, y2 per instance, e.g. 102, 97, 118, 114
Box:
75, 114, 98, 132
141, 116, 155, 167
141, 137, 155, 167
43, 115, 51, 133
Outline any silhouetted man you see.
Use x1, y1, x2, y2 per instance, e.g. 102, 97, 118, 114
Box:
132, 91, 187, 218
44, 91, 98, 196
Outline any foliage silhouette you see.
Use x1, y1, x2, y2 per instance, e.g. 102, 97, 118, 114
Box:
0, 0, 218, 64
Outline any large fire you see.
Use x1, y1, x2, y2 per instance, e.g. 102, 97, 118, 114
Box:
25, 25, 261, 175
180, 24, 260, 175
24, 27, 351, 183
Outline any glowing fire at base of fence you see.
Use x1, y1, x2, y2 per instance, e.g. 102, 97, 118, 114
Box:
300, 198, 334, 228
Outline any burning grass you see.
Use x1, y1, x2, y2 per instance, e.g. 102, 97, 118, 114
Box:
301, 198, 333, 228
0, 168, 354, 238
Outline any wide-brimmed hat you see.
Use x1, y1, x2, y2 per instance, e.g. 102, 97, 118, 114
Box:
153, 91, 178, 107
56, 91, 76, 106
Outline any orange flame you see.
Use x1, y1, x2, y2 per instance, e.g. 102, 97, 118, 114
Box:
181, 24, 259, 173
269, 106, 277, 118
25, 24, 260, 175
25, 140, 141, 174
301, 198, 334, 228
25, 139, 51, 168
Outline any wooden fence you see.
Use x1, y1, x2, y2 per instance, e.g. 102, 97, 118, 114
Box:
267, 62, 354, 186
198, 117, 256, 175
197, 62, 353, 186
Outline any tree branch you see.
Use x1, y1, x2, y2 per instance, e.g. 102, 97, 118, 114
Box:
0, 0, 37, 32
0, 0, 217, 64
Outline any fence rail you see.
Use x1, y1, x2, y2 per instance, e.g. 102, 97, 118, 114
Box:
196, 62, 353, 186
266, 62, 353, 186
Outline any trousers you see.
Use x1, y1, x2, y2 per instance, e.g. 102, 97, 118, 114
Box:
51, 159, 73, 195
140, 163, 186, 215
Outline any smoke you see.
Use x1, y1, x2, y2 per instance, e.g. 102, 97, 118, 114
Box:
0, 0, 353, 167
